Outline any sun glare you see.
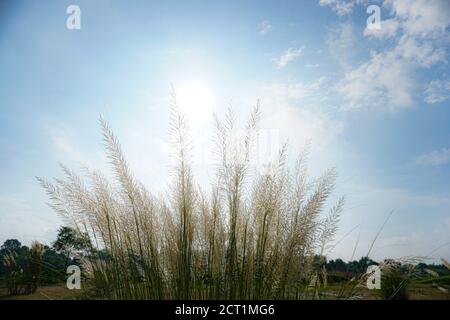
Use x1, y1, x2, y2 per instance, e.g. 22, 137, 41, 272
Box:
177, 81, 214, 126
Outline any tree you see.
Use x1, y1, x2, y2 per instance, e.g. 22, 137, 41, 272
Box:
1, 239, 22, 252
1, 240, 38, 295
327, 258, 347, 272
53, 226, 92, 267
40, 245, 70, 284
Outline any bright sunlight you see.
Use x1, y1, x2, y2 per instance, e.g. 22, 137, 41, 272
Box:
177, 81, 214, 126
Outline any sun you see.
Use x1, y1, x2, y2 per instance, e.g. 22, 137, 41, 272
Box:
177, 81, 214, 127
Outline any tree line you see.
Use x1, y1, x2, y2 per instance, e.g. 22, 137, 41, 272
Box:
0, 226, 92, 295
1, 226, 448, 297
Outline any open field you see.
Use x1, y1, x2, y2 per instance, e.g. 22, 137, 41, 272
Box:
0, 283, 83, 300
320, 283, 449, 300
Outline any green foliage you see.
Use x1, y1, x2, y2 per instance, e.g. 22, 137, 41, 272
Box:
380, 263, 410, 300
414, 275, 450, 285
1, 239, 22, 251
0, 238, 72, 295
2, 251, 23, 295
326, 256, 377, 275
1, 241, 44, 295
326, 274, 349, 284
25, 241, 45, 293
53, 226, 93, 261
40, 245, 70, 284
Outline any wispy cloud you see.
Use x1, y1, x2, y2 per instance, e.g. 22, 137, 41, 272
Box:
319, 0, 358, 16
262, 77, 328, 101
363, 18, 400, 40
46, 124, 100, 169
258, 20, 272, 35
273, 47, 303, 69
48, 126, 84, 163
305, 63, 321, 68
257, 77, 343, 152
0, 194, 60, 246
326, 22, 358, 69
425, 79, 450, 105
415, 148, 450, 166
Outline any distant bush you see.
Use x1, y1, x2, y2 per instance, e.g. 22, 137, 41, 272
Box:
414, 275, 450, 286
0, 237, 80, 295
326, 274, 349, 284
1, 241, 44, 295
380, 263, 411, 300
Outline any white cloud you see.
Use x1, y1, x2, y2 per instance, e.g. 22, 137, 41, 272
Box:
48, 126, 84, 164
272, 47, 304, 69
258, 20, 272, 35
45, 122, 110, 178
335, 48, 415, 110
395, 36, 446, 68
0, 195, 29, 211
364, 0, 450, 40
258, 77, 343, 153
260, 105, 342, 153
319, 0, 359, 16
326, 22, 358, 69
306, 63, 321, 68
263, 76, 328, 101
383, 0, 450, 38
415, 148, 450, 166
425, 79, 450, 104
334, 0, 450, 111
0, 194, 61, 246
364, 18, 400, 39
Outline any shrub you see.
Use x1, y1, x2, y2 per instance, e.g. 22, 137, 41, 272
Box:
24, 241, 45, 293
2, 251, 23, 295
380, 262, 410, 300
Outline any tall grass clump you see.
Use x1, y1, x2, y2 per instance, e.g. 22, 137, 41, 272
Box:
380, 263, 410, 300
38, 92, 343, 299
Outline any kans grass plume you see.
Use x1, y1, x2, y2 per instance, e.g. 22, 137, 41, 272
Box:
37, 91, 343, 299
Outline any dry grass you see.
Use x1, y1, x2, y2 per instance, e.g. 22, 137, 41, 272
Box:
38, 92, 343, 300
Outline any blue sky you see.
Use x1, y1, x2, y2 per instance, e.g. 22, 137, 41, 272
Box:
0, 0, 449, 261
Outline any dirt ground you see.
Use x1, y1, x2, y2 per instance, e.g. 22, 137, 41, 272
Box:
1, 283, 448, 300
0, 284, 83, 300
